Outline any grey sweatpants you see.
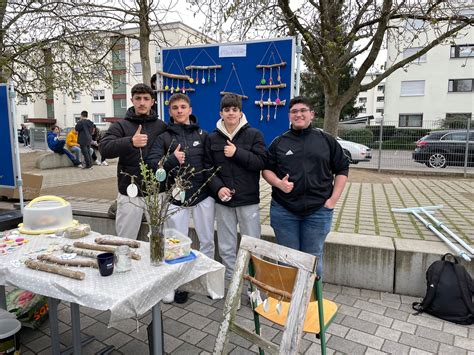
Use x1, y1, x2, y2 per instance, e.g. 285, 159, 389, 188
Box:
216, 203, 261, 280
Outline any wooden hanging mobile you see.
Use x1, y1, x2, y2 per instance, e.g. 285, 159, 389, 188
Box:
255, 43, 287, 121
220, 63, 248, 100
158, 52, 195, 105
185, 48, 222, 85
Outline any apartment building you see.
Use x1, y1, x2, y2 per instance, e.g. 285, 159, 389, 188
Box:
384, 16, 474, 129
355, 73, 385, 122
16, 22, 211, 129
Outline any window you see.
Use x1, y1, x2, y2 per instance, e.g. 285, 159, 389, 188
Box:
120, 99, 127, 108
18, 95, 28, 105
130, 39, 140, 51
450, 45, 474, 58
376, 109, 384, 114
405, 19, 424, 30
358, 97, 367, 103
132, 63, 142, 75
399, 114, 423, 127
377, 96, 384, 102
92, 90, 105, 101
400, 80, 425, 96
360, 107, 367, 113
92, 113, 105, 124
21, 114, 28, 123
446, 113, 472, 120
72, 91, 81, 103
448, 79, 473, 92
73, 114, 81, 123
377, 85, 384, 92
442, 132, 468, 141
403, 47, 427, 63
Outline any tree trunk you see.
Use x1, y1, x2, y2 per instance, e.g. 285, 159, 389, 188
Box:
0, 0, 8, 84
139, 0, 151, 86
323, 95, 342, 137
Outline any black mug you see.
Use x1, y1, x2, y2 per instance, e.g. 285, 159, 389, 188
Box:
97, 252, 114, 276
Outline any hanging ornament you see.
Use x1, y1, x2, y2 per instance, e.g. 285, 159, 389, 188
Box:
263, 298, 269, 313
196, 70, 199, 85
189, 77, 194, 84
172, 187, 182, 201
275, 97, 281, 105
269, 67, 273, 84
201, 69, 206, 84
277, 66, 281, 83
179, 190, 186, 203
256, 289, 263, 306
207, 68, 211, 84
276, 300, 282, 315
127, 183, 138, 198
214, 68, 217, 83
164, 100, 169, 106
182, 86, 185, 94
164, 85, 169, 91
155, 167, 166, 182
260, 78, 267, 85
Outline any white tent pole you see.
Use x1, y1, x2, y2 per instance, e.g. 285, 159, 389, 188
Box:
9, 81, 24, 214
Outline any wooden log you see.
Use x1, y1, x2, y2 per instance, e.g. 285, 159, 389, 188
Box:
243, 274, 292, 300
25, 259, 85, 280
156, 70, 190, 81
256, 62, 287, 69
37, 254, 98, 268
72, 242, 141, 260
63, 245, 101, 258
185, 65, 222, 70
254, 100, 287, 107
156, 88, 195, 93
95, 237, 140, 249
220, 91, 248, 100
255, 83, 287, 89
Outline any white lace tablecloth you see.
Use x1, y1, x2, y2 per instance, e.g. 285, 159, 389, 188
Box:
0, 231, 225, 327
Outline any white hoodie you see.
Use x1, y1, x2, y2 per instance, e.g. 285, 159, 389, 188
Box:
216, 113, 248, 140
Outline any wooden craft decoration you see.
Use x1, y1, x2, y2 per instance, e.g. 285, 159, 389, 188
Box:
72, 242, 141, 260
25, 259, 86, 280
95, 237, 140, 248
37, 254, 98, 268
255, 43, 287, 121
158, 51, 192, 105
185, 48, 222, 85
220, 63, 248, 100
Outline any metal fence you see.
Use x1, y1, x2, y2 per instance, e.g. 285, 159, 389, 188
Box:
335, 117, 473, 176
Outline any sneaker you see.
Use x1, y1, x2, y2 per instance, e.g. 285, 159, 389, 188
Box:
101, 161, 109, 166
95, 160, 101, 166
174, 290, 189, 304
162, 291, 175, 304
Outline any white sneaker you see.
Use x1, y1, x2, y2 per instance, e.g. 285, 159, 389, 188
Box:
95, 160, 101, 165
162, 291, 175, 304
101, 161, 108, 166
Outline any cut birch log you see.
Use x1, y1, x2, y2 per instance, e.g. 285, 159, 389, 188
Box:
63, 245, 101, 258
37, 254, 98, 268
25, 259, 85, 280
72, 242, 141, 260
94, 238, 140, 249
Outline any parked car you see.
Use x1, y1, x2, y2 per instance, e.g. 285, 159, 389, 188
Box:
337, 138, 372, 164
412, 130, 474, 168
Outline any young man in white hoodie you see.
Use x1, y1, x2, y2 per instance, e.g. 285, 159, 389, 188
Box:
204, 94, 267, 280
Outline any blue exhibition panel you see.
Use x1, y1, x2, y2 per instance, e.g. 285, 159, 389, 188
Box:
0, 84, 16, 188
160, 38, 294, 144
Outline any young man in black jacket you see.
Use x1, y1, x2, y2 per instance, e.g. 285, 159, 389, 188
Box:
263, 96, 349, 278
100, 83, 167, 240
205, 94, 266, 280
75, 110, 94, 169
147, 93, 215, 259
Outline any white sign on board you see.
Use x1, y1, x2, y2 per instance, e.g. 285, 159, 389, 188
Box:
219, 45, 247, 58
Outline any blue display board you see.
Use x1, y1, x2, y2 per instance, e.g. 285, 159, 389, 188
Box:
0, 84, 16, 188
160, 38, 294, 144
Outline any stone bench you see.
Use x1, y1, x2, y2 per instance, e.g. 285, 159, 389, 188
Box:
35, 152, 74, 169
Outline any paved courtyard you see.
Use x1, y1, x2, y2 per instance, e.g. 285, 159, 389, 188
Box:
2, 148, 474, 354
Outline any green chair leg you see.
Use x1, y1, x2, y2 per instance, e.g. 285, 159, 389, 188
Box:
249, 261, 265, 355
315, 277, 326, 355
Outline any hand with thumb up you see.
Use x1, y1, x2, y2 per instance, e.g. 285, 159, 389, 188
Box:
132, 125, 148, 148
224, 140, 236, 157
279, 174, 294, 193
173, 144, 186, 165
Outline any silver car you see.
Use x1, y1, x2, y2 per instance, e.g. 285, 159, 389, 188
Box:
337, 138, 372, 164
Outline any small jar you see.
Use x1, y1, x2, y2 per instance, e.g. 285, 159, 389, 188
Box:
115, 245, 132, 273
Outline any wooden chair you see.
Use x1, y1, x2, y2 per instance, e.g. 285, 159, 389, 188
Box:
214, 236, 338, 355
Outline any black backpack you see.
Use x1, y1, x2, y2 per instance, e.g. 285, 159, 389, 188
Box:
412, 253, 474, 325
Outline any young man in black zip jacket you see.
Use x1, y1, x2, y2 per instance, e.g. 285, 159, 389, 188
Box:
262, 96, 349, 278
204, 94, 266, 280
100, 83, 167, 240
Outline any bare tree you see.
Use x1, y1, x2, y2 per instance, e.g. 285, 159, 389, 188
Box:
189, 0, 474, 136
1, 0, 117, 97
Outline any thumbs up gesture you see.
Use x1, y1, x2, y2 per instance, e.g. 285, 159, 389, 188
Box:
173, 144, 186, 165
132, 125, 148, 148
224, 140, 236, 157
279, 174, 294, 193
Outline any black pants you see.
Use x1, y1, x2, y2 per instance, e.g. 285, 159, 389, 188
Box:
80, 144, 92, 168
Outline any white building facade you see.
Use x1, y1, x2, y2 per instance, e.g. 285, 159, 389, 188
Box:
355, 73, 385, 121
384, 18, 473, 129
16, 22, 210, 129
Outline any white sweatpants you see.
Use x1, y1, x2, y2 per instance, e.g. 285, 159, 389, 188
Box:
215, 203, 261, 280
165, 196, 216, 259
115, 193, 149, 240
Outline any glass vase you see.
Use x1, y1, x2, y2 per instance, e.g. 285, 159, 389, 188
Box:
149, 224, 165, 266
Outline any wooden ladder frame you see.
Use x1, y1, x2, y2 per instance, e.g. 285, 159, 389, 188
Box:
214, 235, 319, 354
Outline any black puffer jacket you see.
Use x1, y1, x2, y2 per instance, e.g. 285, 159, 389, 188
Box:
100, 107, 167, 196
266, 126, 349, 216
75, 119, 94, 145
146, 115, 209, 206
205, 122, 266, 207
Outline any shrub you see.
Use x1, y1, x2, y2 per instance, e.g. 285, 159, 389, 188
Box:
339, 128, 374, 145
